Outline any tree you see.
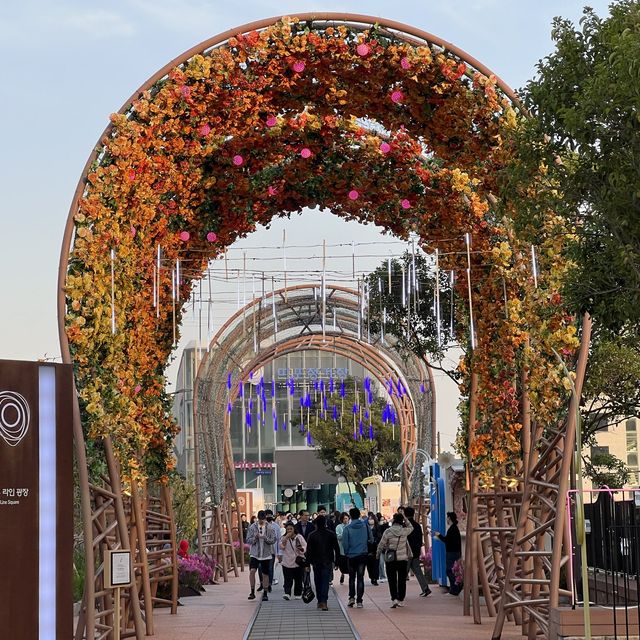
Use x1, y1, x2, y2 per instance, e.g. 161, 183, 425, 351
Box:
293, 378, 402, 497
583, 452, 630, 489
582, 337, 640, 443
507, 1, 640, 335
364, 251, 460, 383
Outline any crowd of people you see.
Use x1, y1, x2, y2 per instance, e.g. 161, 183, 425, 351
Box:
241, 505, 462, 611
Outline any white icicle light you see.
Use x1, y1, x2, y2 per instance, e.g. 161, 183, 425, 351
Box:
531, 244, 539, 289
435, 248, 441, 347
110, 248, 116, 335
465, 233, 476, 350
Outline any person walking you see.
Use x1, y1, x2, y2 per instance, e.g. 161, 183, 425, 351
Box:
366, 514, 382, 586
342, 507, 372, 609
334, 512, 350, 584
258, 509, 281, 591
306, 515, 341, 611
434, 512, 463, 595
279, 522, 306, 600
294, 509, 316, 540
404, 506, 431, 597
246, 510, 277, 601
377, 513, 414, 608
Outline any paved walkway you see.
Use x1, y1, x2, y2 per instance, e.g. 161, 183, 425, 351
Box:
246, 588, 357, 639
152, 569, 524, 640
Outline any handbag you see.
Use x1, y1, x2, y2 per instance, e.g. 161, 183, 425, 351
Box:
383, 532, 403, 563
291, 537, 306, 566
301, 570, 315, 604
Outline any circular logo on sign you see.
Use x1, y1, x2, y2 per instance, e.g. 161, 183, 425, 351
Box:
0, 391, 30, 447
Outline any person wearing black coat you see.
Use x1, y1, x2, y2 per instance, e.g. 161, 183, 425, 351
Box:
294, 510, 316, 540
366, 514, 382, 585
306, 516, 341, 610
434, 511, 462, 595
404, 506, 431, 596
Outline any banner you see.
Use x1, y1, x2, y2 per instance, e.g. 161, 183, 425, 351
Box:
0, 360, 73, 639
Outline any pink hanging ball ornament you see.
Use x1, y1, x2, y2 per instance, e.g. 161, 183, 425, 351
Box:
380, 141, 391, 154
356, 43, 370, 57
134, 384, 142, 395
292, 60, 305, 73
348, 190, 359, 201
400, 57, 411, 70
266, 115, 278, 127
180, 85, 191, 98
199, 123, 211, 136
233, 154, 244, 166
130, 226, 137, 237
206, 231, 217, 242
300, 147, 312, 159
268, 185, 277, 196
401, 199, 411, 210
391, 90, 404, 104
179, 231, 190, 241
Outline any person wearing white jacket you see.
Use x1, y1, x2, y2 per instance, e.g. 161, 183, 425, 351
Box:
279, 522, 307, 599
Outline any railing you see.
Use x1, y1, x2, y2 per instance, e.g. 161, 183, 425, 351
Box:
566, 488, 640, 639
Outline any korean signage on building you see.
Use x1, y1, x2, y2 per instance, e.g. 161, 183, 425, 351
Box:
234, 460, 274, 470
276, 367, 349, 380
0, 360, 74, 639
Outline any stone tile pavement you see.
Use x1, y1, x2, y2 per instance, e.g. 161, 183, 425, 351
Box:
152, 569, 524, 640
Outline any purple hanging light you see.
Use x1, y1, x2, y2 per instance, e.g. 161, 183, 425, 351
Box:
226, 372, 232, 390
227, 402, 232, 414
369, 425, 374, 440
359, 419, 364, 438
329, 377, 335, 394
340, 381, 346, 398
288, 377, 295, 396
238, 381, 244, 398
273, 410, 278, 431
332, 405, 338, 421
420, 382, 426, 394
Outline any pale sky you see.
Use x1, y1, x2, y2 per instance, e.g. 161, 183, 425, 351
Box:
0, 0, 611, 449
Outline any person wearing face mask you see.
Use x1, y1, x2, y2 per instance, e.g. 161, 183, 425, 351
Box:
246, 510, 277, 601
258, 509, 282, 592
366, 513, 382, 586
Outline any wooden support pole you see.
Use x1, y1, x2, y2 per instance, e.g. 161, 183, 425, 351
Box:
463, 370, 479, 618
130, 478, 153, 635
549, 313, 591, 608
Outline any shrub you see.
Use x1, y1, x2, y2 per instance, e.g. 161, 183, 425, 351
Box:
178, 554, 216, 590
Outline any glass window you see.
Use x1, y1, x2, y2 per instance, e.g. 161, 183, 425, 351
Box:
627, 453, 638, 468
591, 445, 609, 458
626, 418, 637, 432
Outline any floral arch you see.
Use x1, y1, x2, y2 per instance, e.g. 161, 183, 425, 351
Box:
57, 13, 589, 639
59, 12, 577, 485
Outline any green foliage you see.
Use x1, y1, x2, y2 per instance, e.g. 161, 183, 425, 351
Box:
294, 379, 402, 489
508, 1, 640, 333
582, 336, 640, 442
170, 474, 197, 543
365, 251, 460, 382
72, 546, 86, 603
583, 452, 630, 488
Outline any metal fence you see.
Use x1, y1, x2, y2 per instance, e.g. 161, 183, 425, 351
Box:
567, 488, 640, 639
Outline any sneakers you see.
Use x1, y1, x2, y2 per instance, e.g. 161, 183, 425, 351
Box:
321, 603, 329, 611
371, 579, 378, 586
262, 592, 269, 601
283, 594, 290, 600
257, 585, 264, 592
396, 601, 405, 607
339, 575, 345, 584
248, 592, 256, 600
347, 597, 355, 607
268, 586, 272, 593
356, 602, 363, 609
294, 595, 302, 600
419, 588, 432, 597
273, 579, 279, 585
390, 600, 398, 608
